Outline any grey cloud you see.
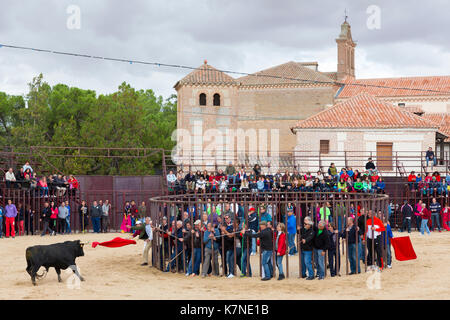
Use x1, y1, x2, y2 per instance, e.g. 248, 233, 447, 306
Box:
0, 0, 449, 98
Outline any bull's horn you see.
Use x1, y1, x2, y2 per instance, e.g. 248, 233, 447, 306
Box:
81, 241, 90, 245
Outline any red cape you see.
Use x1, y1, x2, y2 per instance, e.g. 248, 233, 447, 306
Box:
92, 237, 137, 248
390, 236, 417, 261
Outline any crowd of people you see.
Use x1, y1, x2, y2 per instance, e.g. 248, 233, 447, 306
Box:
3, 161, 79, 197
407, 170, 450, 196
0, 199, 112, 238
137, 200, 395, 281
399, 198, 450, 234
166, 158, 386, 195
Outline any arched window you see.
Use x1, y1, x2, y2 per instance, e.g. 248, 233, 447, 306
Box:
199, 93, 206, 106
213, 93, 221, 106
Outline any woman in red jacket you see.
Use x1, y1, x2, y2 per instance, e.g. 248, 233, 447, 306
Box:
276, 222, 287, 280
441, 204, 450, 231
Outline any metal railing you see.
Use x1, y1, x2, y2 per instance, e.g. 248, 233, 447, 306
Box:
148, 191, 390, 278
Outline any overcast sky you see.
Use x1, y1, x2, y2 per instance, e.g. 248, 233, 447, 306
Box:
1, 0, 449, 99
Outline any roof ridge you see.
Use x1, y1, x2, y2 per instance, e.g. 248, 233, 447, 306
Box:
293, 92, 439, 130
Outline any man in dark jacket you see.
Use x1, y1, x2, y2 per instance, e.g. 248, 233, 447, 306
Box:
238, 221, 252, 277
425, 147, 436, 167
365, 158, 376, 171
40, 202, 53, 236
185, 220, 202, 276
221, 214, 236, 277
166, 220, 184, 272
357, 208, 367, 263
313, 220, 330, 280
90, 201, 102, 233
248, 207, 258, 255
247, 221, 273, 280
341, 217, 360, 274
299, 216, 315, 279
429, 197, 442, 232
327, 223, 340, 277
401, 200, 413, 233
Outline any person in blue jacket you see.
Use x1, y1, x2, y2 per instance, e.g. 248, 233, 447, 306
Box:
382, 220, 394, 268
287, 208, 297, 255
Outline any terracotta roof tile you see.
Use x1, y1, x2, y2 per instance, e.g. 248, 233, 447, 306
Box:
402, 105, 424, 114
237, 61, 334, 86
176, 63, 237, 86
337, 76, 450, 98
292, 92, 439, 130
422, 113, 450, 142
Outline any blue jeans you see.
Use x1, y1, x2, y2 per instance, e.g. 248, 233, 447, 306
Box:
261, 250, 273, 279
187, 248, 202, 275
276, 255, 284, 275
251, 230, 257, 254
314, 249, 325, 278
421, 219, 430, 235
358, 236, 365, 261
92, 217, 101, 233
65, 216, 71, 234
226, 250, 235, 276
348, 243, 361, 273
426, 157, 437, 166
431, 214, 441, 231
0, 218, 3, 237
40, 187, 49, 197
386, 244, 392, 266
415, 215, 422, 231
288, 233, 297, 254
337, 216, 345, 233
402, 217, 411, 233
303, 250, 314, 278
240, 248, 252, 276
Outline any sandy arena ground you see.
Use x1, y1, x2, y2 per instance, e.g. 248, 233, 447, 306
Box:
1, 231, 449, 300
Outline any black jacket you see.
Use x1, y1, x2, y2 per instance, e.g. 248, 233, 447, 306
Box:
365, 161, 376, 170
327, 230, 339, 251
222, 225, 235, 252
90, 205, 102, 218
184, 229, 202, 249
357, 215, 366, 236
313, 227, 330, 250
299, 227, 315, 251
248, 227, 273, 251
341, 224, 359, 245
401, 203, 413, 218
41, 207, 51, 222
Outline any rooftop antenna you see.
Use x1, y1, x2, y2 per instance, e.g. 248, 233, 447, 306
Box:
344, 9, 348, 22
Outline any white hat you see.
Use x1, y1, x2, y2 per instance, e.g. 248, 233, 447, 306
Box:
136, 220, 142, 225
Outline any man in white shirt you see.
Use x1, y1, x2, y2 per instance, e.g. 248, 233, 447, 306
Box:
5, 168, 16, 188
166, 170, 177, 188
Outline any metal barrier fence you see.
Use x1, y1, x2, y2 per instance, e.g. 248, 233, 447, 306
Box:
168, 150, 450, 178
148, 191, 390, 279
0, 187, 163, 235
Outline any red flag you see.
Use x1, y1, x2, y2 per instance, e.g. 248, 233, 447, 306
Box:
92, 237, 136, 248
390, 236, 417, 261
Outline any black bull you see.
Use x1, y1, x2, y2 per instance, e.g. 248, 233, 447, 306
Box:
26, 240, 86, 285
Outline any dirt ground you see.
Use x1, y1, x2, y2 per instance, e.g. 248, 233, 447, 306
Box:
1, 230, 449, 300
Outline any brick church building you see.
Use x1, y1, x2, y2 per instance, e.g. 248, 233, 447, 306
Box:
174, 20, 450, 172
